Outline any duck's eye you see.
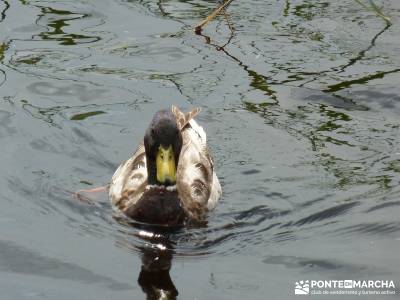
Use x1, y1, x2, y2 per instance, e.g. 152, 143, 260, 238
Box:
160, 154, 164, 159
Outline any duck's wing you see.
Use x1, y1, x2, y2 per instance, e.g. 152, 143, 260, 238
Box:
109, 143, 147, 212
173, 107, 221, 221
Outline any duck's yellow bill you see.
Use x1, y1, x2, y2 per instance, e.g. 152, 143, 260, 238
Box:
156, 145, 176, 184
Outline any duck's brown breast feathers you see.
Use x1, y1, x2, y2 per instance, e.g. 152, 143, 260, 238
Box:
124, 188, 186, 226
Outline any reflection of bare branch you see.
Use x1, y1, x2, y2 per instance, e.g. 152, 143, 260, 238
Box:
197, 30, 278, 104
1, 0, 10, 22
194, 0, 234, 34
296, 4, 393, 107
337, 23, 390, 74
298, 22, 391, 88
220, 9, 235, 49
195, 1, 235, 52
353, 0, 391, 25
222, 9, 234, 33
194, 3, 275, 104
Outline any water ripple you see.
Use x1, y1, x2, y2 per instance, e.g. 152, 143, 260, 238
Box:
337, 222, 400, 236
294, 201, 360, 226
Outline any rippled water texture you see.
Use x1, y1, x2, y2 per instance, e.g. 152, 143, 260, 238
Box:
1, 0, 400, 299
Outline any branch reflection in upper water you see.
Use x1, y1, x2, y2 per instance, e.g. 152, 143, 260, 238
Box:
35, 6, 100, 46
195, 21, 279, 105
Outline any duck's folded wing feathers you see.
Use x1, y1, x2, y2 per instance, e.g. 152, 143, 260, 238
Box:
207, 171, 222, 210
109, 143, 147, 211
176, 119, 220, 221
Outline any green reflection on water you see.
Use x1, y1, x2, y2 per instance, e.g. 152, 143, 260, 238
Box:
293, 1, 329, 21
283, 0, 290, 17
325, 69, 400, 93
317, 105, 351, 133
0, 43, 8, 62
71, 111, 106, 121
240, 98, 393, 191
384, 160, 400, 174
248, 70, 277, 103
37, 6, 100, 46
243, 101, 271, 115
15, 56, 42, 65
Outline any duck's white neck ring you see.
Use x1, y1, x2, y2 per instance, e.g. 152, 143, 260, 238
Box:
145, 184, 177, 191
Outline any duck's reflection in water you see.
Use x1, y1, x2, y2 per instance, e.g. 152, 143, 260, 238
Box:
136, 230, 178, 300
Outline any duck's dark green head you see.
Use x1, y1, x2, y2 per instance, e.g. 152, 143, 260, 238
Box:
144, 109, 182, 186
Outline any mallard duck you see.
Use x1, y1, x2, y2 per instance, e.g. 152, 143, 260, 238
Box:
109, 106, 221, 225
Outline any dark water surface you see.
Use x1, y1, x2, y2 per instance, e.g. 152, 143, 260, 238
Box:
1, 0, 400, 299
